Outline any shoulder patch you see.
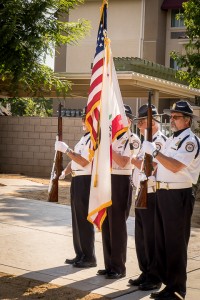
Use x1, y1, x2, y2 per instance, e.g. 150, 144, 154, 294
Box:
185, 142, 195, 152
132, 140, 140, 149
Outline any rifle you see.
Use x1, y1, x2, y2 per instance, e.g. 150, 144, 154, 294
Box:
135, 91, 153, 209
48, 103, 63, 202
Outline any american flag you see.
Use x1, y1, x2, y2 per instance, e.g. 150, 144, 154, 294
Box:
86, 1, 107, 152
86, 0, 128, 230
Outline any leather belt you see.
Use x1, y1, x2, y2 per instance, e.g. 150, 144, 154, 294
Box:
156, 181, 192, 190
112, 169, 132, 175
71, 170, 91, 177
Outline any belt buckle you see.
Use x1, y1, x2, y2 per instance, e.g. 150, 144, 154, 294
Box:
156, 181, 160, 190
156, 182, 169, 190
71, 171, 76, 177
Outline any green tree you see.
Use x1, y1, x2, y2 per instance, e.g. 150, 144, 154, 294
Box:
0, 0, 90, 96
0, 98, 53, 116
171, 0, 200, 89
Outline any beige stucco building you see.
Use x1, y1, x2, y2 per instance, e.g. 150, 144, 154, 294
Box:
1, 0, 200, 178
53, 0, 200, 116
55, 0, 167, 73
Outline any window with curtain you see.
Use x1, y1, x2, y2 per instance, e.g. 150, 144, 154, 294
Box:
171, 9, 184, 27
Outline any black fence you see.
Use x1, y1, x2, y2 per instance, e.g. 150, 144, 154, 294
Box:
61, 108, 83, 118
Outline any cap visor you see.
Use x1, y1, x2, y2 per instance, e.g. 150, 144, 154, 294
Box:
163, 109, 200, 121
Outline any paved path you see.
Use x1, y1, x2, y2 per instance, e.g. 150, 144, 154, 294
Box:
0, 178, 200, 299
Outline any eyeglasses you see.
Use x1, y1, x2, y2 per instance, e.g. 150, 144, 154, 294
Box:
169, 115, 185, 120
137, 119, 147, 124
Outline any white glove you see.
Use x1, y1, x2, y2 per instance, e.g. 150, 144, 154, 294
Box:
139, 173, 147, 181
59, 170, 66, 180
142, 141, 156, 155
55, 141, 69, 153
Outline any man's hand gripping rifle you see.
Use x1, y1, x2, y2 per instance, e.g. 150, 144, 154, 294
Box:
135, 91, 154, 209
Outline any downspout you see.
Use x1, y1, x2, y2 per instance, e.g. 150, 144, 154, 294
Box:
137, 0, 145, 111
139, 0, 145, 58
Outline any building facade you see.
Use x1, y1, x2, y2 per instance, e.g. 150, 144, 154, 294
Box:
53, 0, 192, 116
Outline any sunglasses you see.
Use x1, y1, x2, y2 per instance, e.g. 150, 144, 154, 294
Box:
169, 115, 185, 120
137, 119, 147, 124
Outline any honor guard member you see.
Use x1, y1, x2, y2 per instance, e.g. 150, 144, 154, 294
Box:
97, 104, 141, 279
55, 107, 97, 268
129, 104, 167, 291
143, 101, 200, 300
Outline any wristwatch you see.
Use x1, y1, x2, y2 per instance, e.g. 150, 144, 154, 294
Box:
152, 149, 159, 158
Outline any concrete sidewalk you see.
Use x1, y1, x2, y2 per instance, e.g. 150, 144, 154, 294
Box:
0, 178, 200, 299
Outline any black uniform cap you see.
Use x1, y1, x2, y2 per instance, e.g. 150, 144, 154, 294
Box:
124, 104, 134, 120
134, 104, 162, 122
163, 100, 200, 120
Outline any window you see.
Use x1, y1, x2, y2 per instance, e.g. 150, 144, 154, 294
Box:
171, 9, 184, 28
170, 58, 180, 70
170, 31, 187, 39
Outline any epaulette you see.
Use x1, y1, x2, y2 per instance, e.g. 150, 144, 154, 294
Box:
177, 134, 199, 159
161, 135, 167, 142
194, 135, 200, 159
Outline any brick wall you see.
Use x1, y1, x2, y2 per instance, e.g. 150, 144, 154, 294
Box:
0, 116, 83, 177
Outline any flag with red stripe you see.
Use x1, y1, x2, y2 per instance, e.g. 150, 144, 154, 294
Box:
85, 1, 107, 152
86, 0, 128, 230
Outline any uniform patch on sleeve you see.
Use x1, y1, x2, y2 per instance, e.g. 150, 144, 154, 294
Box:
132, 140, 140, 149
155, 142, 162, 151
185, 142, 195, 152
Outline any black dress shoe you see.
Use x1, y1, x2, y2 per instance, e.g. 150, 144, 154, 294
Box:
65, 256, 81, 264
97, 269, 110, 275
128, 273, 146, 286
139, 281, 161, 291
106, 271, 126, 279
73, 260, 97, 268
150, 287, 172, 299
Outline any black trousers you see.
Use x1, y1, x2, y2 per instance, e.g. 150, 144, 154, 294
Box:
155, 188, 195, 296
135, 192, 160, 282
101, 174, 131, 274
70, 175, 96, 262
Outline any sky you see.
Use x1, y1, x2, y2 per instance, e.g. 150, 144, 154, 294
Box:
44, 54, 55, 70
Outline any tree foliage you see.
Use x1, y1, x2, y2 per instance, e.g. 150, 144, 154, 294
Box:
1, 98, 53, 116
170, 0, 200, 89
0, 0, 90, 96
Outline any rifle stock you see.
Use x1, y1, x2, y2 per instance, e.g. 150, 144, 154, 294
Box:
135, 180, 148, 208
135, 91, 153, 209
48, 147, 57, 194
48, 103, 63, 202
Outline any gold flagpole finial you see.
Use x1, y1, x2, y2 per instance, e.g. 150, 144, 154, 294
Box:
100, 0, 108, 16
